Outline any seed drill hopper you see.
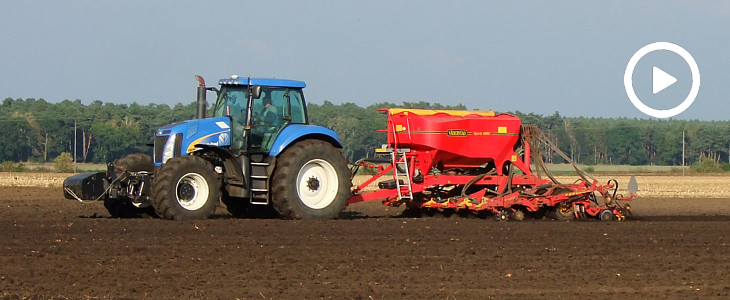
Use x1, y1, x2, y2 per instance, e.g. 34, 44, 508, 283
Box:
349, 109, 634, 220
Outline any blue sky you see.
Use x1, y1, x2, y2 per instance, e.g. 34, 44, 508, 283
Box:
1, 1, 728, 120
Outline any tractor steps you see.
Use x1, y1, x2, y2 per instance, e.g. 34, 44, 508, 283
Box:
249, 160, 270, 205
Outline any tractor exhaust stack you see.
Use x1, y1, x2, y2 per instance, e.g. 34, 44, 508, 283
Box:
195, 75, 207, 119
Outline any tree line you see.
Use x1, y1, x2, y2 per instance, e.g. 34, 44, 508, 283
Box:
0, 98, 196, 164
1, 97, 729, 167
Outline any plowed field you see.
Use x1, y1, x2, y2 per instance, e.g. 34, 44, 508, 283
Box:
1, 187, 730, 299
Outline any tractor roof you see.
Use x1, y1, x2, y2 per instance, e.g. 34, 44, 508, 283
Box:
218, 76, 306, 88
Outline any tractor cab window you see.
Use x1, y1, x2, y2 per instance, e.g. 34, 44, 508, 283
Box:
213, 86, 307, 151
249, 88, 305, 151
251, 88, 306, 124
286, 90, 306, 124
251, 90, 281, 129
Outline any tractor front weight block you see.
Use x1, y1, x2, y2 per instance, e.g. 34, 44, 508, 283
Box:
63, 172, 109, 201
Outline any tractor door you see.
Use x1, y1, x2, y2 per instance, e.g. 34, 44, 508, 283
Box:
249, 88, 306, 152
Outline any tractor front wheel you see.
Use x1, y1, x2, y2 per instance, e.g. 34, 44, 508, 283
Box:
270, 140, 351, 219
152, 155, 221, 220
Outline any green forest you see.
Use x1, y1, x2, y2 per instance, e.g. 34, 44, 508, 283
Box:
1, 97, 729, 168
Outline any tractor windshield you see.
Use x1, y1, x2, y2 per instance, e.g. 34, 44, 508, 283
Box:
213, 86, 249, 119
213, 86, 250, 149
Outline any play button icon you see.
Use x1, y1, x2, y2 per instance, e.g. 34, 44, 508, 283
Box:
624, 42, 701, 119
652, 67, 677, 94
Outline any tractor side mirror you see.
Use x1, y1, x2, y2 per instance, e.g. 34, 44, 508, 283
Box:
251, 85, 262, 99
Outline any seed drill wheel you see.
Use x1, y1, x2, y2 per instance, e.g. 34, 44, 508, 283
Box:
270, 140, 351, 219
152, 155, 221, 220
105, 153, 155, 218
512, 209, 526, 221
548, 202, 576, 221
599, 209, 614, 221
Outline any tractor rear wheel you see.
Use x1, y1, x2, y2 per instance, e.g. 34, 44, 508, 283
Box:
270, 140, 351, 219
105, 153, 155, 218
152, 155, 221, 220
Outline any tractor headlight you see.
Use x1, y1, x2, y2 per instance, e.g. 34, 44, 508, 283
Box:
162, 134, 177, 163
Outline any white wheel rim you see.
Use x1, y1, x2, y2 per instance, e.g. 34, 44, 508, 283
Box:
176, 173, 210, 211
296, 159, 339, 209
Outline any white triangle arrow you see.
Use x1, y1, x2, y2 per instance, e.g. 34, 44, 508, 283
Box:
653, 66, 677, 94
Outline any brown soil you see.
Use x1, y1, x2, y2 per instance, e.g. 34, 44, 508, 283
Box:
1, 187, 730, 299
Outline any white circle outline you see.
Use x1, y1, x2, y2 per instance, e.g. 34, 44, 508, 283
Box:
624, 42, 700, 119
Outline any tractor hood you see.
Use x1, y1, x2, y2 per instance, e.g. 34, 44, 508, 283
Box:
154, 117, 232, 165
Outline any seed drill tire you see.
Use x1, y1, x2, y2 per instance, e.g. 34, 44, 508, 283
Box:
104, 153, 155, 218
270, 140, 351, 219
599, 209, 614, 221
546, 188, 577, 221
548, 202, 577, 221
152, 155, 221, 220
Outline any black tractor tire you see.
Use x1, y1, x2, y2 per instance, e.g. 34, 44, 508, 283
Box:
104, 198, 157, 218
113, 153, 154, 174
152, 155, 221, 220
270, 140, 351, 219
105, 153, 155, 218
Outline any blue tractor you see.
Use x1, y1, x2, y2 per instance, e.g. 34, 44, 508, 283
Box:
63, 75, 351, 220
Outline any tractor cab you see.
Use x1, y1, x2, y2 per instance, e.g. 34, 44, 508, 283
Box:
213, 77, 308, 152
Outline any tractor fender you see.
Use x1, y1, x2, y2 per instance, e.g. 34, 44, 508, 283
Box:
192, 144, 244, 183
269, 125, 343, 157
